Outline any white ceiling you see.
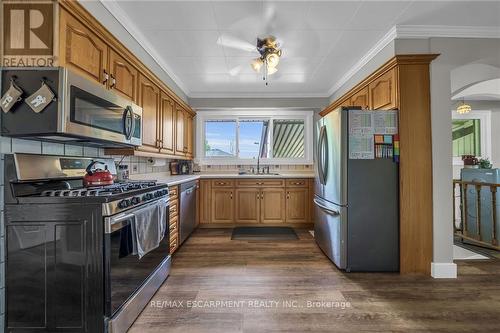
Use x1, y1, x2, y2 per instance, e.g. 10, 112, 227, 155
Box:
108, 0, 500, 98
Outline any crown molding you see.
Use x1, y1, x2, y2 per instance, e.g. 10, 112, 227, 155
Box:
98, 0, 190, 96
188, 92, 330, 99
395, 25, 500, 39
326, 26, 398, 97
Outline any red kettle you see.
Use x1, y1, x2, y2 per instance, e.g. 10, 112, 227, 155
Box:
84, 161, 114, 187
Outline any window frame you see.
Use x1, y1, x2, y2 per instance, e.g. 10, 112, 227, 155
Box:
196, 109, 314, 165
451, 110, 491, 166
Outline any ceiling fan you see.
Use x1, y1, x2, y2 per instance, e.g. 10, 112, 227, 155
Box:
217, 35, 283, 85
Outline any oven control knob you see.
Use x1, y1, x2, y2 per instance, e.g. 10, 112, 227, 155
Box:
154, 191, 162, 198
131, 197, 140, 205
118, 199, 130, 209
161, 189, 169, 196
143, 193, 153, 201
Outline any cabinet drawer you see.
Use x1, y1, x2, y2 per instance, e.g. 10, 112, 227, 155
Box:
169, 235, 178, 253
169, 186, 179, 199
236, 179, 285, 187
211, 179, 234, 187
169, 215, 178, 233
169, 199, 178, 214
286, 179, 309, 188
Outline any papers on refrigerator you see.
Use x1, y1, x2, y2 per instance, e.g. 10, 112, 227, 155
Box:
349, 110, 374, 135
349, 134, 374, 159
373, 110, 398, 134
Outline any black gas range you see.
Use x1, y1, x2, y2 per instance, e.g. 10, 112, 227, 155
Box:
4, 153, 171, 333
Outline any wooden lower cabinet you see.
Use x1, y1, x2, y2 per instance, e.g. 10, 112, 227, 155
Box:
202, 178, 312, 225
211, 188, 234, 223
235, 188, 260, 223
261, 188, 286, 223
285, 188, 309, 223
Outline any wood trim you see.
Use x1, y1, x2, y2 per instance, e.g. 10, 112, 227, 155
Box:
103, 147, 193, 160
397, 62, 434, 274
57, 0, 194, 114
320, 54, 439, 116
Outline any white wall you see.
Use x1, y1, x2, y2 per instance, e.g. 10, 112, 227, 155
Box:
427, 38, 500, 274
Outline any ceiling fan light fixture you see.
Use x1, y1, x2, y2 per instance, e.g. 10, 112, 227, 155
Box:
266, 52, 280, 68
267, 66, 278, 75
251, 58, 264, 72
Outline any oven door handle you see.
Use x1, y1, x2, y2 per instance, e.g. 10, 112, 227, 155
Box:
105, 212, 135, 234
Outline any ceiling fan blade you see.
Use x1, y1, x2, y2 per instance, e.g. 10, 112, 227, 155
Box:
228, 65, 242, 77
217, 34, 256, 52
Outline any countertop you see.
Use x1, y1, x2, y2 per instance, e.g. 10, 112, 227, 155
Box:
130, 172, 315, 187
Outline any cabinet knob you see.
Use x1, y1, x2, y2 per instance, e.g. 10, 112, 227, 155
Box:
110, 74, 116, 88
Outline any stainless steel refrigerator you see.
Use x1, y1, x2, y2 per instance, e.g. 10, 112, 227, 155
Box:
314, 107, 399, 272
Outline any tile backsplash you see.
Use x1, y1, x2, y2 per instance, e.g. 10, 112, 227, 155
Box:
200, 164, 313, 172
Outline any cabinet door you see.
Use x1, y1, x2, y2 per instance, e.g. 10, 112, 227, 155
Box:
109, 49, 138, 102
350, 86, 369, 109
286, 188, 309, 223
211, 189, 234, 223
260, 188, 285, 223
186, 113, 194, 157
160, 92, 175, 155
235, 188, 260, 223
369, 68, 397, 110
59, 9, 108, 85
138, 75, 160, 152
175, 106, 185, 156
199, 180, 211, 224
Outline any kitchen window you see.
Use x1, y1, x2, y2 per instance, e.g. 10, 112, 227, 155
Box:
196, 110, 313, 165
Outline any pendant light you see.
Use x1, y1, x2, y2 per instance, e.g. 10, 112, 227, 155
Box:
456, 100, 471, 114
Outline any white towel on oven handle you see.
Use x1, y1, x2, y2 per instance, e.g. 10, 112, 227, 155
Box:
157, 197, 168, 242
132, 201, 161, 259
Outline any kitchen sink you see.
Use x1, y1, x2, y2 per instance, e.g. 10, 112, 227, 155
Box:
238, 171, 281, 176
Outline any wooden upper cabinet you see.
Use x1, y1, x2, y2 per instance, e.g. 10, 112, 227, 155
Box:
138, 75, 160, 152
350, 86, 369, 109
211, 188, 234, 223
160, 92, 175, 155
260, 188, 285, 223
235, 188, 260, 224
175, 106, 185, 155
286, 188, 309, 223
109, 49, 138, 102
185, 113, 194, 157
59, 9, 108, 85
369, 68, 397, 110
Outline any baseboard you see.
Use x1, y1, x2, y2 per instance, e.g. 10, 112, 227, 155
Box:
198, 223, 314, 229
431, 262, 457, 278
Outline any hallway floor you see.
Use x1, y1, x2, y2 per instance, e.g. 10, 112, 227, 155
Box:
130, 228, 500, 333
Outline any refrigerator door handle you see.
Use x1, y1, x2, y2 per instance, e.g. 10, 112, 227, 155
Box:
317, 125, 326, 185
313, 198, 340, 216
322, 125, 329, 185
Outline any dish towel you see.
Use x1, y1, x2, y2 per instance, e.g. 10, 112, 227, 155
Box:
132, 202, 161, 259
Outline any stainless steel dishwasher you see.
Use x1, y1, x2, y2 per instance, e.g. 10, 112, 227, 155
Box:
179, 181, 197, 244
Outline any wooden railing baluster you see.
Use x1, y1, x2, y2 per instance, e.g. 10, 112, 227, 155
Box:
491, 186, 498, 246
453, 179, 500, 252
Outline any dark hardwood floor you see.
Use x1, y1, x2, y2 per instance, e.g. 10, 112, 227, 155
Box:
129, 228, 500, 333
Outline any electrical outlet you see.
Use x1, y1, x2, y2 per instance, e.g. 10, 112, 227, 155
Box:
132, 164, 138, 173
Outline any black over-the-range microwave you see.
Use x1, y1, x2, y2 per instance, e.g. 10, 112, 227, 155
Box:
0, 67, 142, 147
